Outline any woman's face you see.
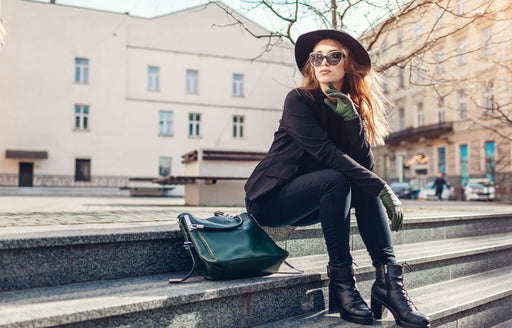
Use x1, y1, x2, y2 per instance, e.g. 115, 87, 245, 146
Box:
311, 39, 347, 89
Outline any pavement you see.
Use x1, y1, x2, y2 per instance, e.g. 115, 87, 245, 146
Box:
0, 195, 511, 230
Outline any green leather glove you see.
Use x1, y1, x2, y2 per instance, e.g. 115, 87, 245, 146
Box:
378, 184, 404, 231
323, 82, 359, 121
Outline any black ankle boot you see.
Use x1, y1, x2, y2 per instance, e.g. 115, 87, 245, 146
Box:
371, 264, 430, 328
327, 264, 373, 325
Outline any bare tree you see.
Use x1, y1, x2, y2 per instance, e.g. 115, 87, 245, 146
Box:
210, 0, 512, 138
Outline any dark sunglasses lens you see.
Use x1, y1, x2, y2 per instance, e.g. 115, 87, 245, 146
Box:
326, 52, 343, 65
309, 52, 344, 66
309, 53, 324, 66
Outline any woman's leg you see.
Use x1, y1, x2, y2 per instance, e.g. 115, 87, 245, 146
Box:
246, 169, 372, 325
351, 189, 430, 327
351, 187, 396, 266
246, 169, 352, 265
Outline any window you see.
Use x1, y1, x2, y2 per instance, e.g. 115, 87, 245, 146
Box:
74, 105, 89, 130
485, 141, 495, 182
398, 68, 405, 89
460, 145, 469, 186
233, 115, 244, 138
458, 91, 468, 120
382, 72, 389, 94
75, 159, 91, 182
381, 40, 388, 57
75, 58, 89, 84
483, 81, 495, 114
416, 102, 424, 127
188, 113, 200, 137
457, 39, 467, 65
148, 66, 160, 91
456, 0, 465, 15
436, 48, 445, 74
415, 21, 423, 39
186, 69, 198, 94
398, 107, 405, 130
159, 157, 172, 177
415, 58, 423, 83
433, 9, 444, 29
438, 147, 446, 173
159, 111, 172, 136
233, 74, 244, 97
438, 97, 445, 123
397, 31, 404, 48
483, 27, 493, 56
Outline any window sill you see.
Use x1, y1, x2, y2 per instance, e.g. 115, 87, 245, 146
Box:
188, 135, 202, 139
74, 82, 89, 85
73, 128, 90, 132
158, 133, 174, 137
147, 89, 160, 92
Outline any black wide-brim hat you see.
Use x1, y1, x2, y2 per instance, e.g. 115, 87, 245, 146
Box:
295, 29, 371, 73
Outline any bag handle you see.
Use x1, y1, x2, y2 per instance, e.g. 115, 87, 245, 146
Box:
169, 215, 197, 283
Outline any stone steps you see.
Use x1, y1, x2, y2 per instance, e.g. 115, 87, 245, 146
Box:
255, 266, 512, 328
1, 232, 511, 328
1, 213, 511, 292
492, 319, 512, 328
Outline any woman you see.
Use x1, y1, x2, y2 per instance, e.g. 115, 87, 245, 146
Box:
244, 30, 430, 328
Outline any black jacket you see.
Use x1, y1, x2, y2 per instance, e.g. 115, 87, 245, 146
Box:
245, 88, 387, 201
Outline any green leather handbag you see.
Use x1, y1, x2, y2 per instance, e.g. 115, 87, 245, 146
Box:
169, 211, 301, 283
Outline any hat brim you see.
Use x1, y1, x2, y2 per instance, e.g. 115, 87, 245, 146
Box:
295, 29, 371, 73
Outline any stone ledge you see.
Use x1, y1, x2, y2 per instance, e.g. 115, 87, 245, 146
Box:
1, 234, 511, 326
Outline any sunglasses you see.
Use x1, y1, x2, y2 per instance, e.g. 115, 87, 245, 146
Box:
309, 51, 346, 67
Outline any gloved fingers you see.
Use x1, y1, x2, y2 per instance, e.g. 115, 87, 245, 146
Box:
391, 206, 404, 231
324, 89, 346, 100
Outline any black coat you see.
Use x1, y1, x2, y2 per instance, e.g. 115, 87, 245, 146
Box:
245, 88, 387, 201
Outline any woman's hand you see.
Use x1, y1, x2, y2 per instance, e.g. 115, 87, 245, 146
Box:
323, 82, 359, 121
378, 184, 404, 231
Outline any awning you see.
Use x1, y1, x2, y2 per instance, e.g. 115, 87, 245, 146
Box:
5, 149, 48, 159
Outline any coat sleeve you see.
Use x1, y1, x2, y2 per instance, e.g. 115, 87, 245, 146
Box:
343, 116, 374, 170
282, 90, 386, 196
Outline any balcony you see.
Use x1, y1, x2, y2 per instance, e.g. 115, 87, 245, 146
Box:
386, 122, 453, 144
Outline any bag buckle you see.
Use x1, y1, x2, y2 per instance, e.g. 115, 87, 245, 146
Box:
183, 241, 193, 249
183, 214, 204, 231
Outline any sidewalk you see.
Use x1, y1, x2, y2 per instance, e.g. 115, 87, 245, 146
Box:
0, 195, 511, 228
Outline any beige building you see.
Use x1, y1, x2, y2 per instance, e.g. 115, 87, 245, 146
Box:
364, 0, 512, 199
0, 0, 296, 193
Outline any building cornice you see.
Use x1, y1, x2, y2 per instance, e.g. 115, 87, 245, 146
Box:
386, 122, 453, 144
126, 45, 293, 67
126, 97, 282, 112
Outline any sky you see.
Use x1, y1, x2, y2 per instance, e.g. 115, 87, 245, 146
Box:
30, 0, 381, 39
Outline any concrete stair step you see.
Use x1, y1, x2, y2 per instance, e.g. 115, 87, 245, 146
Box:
1, 233, 511, 328
1, 213, 511, 291
492, 319, 512, 328
254, 266, 512, 328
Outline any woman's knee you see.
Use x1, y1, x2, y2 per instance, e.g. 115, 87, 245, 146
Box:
322, 170, 350, 194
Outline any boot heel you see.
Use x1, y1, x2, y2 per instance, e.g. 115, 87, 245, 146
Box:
328, 289, 340, 314
371, 297, 384, 319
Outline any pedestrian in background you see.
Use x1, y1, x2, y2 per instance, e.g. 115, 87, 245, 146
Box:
245, 29, 430, 327
434, 172, 450, 200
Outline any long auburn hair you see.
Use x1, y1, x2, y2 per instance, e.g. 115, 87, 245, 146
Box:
301, 40, 390, 145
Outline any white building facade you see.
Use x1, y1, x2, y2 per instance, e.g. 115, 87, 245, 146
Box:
0, 0, 296, 190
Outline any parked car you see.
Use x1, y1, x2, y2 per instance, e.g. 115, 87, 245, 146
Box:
389, 182, 412, 199
464, 179, 495, 201
418, 182, 454, 200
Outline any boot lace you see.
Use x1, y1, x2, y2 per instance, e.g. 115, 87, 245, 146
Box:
399, 262, 416, 309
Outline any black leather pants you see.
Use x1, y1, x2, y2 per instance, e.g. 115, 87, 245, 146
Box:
246, 169, 395, 266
